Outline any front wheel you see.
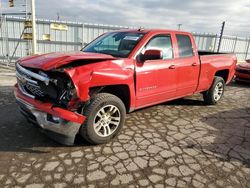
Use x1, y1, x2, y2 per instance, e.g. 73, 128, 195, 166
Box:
80, 93, 126, 144
203, 76, 225, 105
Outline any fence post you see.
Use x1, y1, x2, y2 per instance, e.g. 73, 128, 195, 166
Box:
82, 23, 85, 48
213, 34, 218, 52
245, 39, 250, 60
217, 21, 225, 53
4, 16, 10, 66
233, 37, 237, 53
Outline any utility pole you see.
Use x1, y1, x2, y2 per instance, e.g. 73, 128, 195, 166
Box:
31, 0, 37, 54
177, 24, 182, 31
217, 21, 225, 53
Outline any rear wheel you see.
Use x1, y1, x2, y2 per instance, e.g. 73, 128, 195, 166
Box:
203, 76, 225, 105
80, 93, 126, 144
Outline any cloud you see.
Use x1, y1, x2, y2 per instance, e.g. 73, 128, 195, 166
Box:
1, 0, 250, 36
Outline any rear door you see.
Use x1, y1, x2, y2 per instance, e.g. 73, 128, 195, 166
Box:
135, 34, 177, 108
174, 34, 200, 96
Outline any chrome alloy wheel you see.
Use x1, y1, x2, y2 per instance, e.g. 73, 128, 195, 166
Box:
93, 105, 121, 137
214, 82, 224, 101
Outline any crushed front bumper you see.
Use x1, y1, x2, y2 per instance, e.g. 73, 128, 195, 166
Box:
14, 85, 86, 145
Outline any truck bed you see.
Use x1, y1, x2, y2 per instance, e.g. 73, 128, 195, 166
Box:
198, 51, 236, 86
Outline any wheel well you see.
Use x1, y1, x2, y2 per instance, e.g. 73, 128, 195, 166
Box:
215, 70, 229, 82
89, 85, 130, 113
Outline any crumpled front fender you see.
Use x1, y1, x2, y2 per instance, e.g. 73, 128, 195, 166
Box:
64, 67, 92, 102
64, 65, 135, 104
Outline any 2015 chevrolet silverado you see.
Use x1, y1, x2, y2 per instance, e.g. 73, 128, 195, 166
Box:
14, 29, 237, 145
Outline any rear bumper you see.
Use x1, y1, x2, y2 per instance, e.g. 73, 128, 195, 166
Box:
14, 85, 86, 145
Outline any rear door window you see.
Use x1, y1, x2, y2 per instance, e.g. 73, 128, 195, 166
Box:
176, 35, 194, 58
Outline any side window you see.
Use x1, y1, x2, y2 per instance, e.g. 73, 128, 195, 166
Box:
176, 35, 194, 57
145, 35, 173, 60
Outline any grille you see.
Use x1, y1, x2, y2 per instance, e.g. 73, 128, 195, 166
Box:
25, 83, 44, 97
16, 65, 45, 97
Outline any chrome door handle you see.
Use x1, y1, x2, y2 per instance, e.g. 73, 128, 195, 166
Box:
169, 65, 176, 69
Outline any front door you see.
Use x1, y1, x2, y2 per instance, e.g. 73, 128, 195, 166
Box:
135, 35, 177, 108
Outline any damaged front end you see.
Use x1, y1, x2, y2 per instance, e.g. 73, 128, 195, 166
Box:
15, 63, 86, 145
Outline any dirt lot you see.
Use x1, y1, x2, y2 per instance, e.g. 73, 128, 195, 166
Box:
0, 74, 250, 188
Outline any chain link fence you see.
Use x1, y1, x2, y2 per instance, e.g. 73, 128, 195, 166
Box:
1, 16, 250, 66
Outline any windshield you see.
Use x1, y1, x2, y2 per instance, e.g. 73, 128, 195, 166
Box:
82, 32, 145, 58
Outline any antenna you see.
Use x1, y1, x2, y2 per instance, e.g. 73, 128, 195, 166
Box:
177, 24, 182, 31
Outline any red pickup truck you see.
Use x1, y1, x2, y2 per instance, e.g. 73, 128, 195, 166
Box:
14, 29, 237, 145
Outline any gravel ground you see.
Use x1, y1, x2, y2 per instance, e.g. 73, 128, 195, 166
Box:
0, 75, 250, 188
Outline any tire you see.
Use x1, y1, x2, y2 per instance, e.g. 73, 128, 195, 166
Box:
80, 93, 126, 144
203, 76, 225, 105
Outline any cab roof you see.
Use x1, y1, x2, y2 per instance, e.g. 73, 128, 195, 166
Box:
113, 29, 192, 36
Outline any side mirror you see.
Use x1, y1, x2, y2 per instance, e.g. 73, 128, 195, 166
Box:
138, 49, 163, 63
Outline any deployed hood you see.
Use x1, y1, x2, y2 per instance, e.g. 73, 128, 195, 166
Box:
238, 60, 250, 69
18, 51, 117, 71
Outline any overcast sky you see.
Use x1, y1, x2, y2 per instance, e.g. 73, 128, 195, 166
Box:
1, 0, 250, 36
